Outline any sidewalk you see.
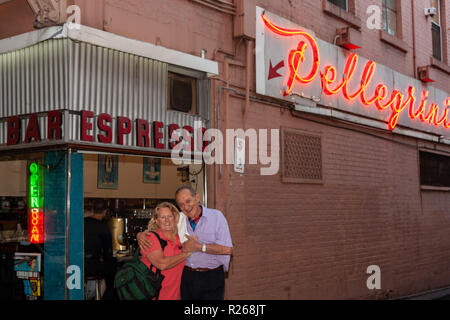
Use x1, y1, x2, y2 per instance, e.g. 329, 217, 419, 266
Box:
400, 286, 450, 300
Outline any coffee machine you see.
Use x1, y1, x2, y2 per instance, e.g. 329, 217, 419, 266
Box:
108, 217, 127, 253
105, 199, 157, 257
107, 199, 127, 255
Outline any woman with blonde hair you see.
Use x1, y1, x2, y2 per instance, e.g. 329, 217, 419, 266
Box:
140, 202, 192, 300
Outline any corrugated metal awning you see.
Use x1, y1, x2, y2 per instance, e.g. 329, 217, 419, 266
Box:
0, 24, 215, 154
0, 23, 218, 75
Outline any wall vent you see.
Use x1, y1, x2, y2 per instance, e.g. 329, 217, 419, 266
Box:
281, 128, 323, 184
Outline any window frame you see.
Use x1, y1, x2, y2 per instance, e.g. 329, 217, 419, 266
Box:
431, 0, 443, 61
167, 66, 203, 116
322, 0, 361, 30
379, 0, 408, 52
327, 0, 348, 12
382, 0, 398, 37
419, 149, 450, 190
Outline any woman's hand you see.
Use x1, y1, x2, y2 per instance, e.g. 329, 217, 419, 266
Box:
137, 231, 153, 252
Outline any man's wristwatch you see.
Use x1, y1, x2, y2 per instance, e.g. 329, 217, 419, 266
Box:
202, 244, 206, 253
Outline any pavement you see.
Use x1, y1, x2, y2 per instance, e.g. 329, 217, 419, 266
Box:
400, 286, 450, 300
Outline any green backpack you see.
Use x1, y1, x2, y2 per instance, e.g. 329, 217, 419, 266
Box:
114, 231, 167, 300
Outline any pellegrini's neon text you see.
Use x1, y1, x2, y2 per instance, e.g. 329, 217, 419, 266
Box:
261, 14, 450, 131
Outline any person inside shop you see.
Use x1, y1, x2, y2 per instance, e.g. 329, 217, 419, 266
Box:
137, 185, 233, 300
84, 199, 117, 300
140, 202, 193, 300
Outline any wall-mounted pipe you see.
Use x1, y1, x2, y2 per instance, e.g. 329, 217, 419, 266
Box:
411, 0, 417, 78
243, 39, 252, 119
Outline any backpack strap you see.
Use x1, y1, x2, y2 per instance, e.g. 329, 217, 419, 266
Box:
148, 231, 168, 300
150, 231, 168, 252
137, 231, 167, 258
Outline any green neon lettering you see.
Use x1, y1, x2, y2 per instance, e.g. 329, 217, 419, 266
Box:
30, 163, 38, 174
29, 163, 43, 210
31, 197, 39, 208
30, 174, 38, 185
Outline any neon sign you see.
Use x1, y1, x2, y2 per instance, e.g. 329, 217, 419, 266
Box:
28, 162, 44, 244
262, 14, 450, 131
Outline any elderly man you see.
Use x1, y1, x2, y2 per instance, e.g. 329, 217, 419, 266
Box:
137, 185, 233, 300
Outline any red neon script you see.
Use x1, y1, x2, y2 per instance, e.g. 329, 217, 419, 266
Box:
262, 14, 450, 131
29, 209, 44, 244
261, 15, 320, 96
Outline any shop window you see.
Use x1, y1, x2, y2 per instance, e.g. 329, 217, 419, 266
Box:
0, 156, 46, 300
83, 154, 206, 250
419, 151, 450, 188
281, 128, 323, 184
382, 0, 397, 36
168, 72, 198, 115
431, 0, 442, 61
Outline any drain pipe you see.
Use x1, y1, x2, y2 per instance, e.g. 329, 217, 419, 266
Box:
216, 85, 241, 177
243, 39, 252, 119
411, 0, 417, 78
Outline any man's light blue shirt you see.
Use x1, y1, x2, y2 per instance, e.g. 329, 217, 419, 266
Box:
183, 205, 233, 272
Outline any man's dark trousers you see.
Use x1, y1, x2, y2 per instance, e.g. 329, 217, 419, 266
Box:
180, 266, 225, 300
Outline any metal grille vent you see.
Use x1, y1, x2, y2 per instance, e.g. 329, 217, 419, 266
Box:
282, 128, 323, 184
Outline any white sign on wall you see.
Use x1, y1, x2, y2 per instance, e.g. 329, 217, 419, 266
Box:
234, 137, 245, 174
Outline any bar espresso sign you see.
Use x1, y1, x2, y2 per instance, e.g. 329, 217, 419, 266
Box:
3, 110, 208, 152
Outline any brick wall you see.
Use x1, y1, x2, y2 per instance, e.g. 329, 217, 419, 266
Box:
222, 94, 450, 299
0, 0, 34, 39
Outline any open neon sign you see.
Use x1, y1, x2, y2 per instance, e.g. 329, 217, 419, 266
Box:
28, 162, 44, 244
262, 14, 450, 131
